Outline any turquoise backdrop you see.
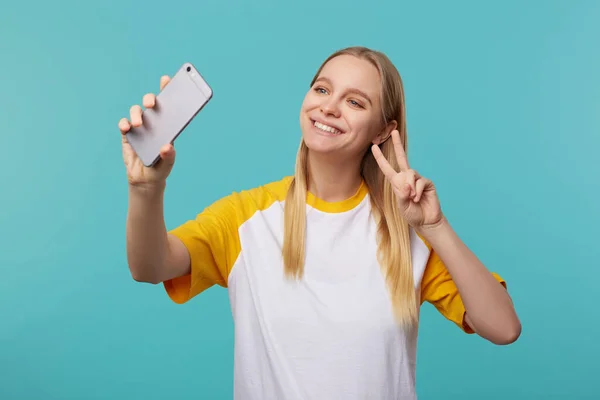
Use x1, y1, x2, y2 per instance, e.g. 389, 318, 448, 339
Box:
1, 0, 598, 398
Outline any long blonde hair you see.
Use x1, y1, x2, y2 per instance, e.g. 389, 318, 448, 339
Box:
282, 46, 417, 327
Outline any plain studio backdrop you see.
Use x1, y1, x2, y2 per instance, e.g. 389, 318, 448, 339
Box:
1, 0, 598, 398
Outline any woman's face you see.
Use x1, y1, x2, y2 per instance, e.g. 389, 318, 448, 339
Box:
300, 54, 390, 160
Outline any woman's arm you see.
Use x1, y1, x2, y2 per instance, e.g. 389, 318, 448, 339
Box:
418, 218, 522, 345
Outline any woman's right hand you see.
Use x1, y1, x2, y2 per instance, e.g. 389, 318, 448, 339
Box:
119, 75, 176, 189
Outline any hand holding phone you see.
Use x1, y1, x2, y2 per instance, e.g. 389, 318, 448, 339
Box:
118, 62, 213, 188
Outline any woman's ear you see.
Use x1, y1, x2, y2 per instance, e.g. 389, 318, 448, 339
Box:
372, 120, 398, 145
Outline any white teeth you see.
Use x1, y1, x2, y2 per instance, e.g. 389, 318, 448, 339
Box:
314, 121, 341, 135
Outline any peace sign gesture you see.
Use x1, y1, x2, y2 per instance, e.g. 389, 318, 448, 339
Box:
371, 130, 444, 230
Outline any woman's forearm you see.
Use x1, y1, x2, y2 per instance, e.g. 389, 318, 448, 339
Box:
418, 218, 521, 345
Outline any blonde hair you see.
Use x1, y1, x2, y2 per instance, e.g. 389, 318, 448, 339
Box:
282, 46, 417, 327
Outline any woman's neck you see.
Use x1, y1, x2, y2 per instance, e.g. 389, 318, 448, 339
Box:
306, 151, 363, 203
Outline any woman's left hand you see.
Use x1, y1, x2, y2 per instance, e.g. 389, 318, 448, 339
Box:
371, 130, 445, 230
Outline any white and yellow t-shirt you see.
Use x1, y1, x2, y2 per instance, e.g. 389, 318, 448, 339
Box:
164, 176, 505, 400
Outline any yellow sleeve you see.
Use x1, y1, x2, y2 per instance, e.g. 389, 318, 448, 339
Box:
163, 193, 243, 304
420, 250, 506, 333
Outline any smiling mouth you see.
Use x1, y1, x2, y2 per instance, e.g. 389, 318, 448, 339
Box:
311, 120, 343, 135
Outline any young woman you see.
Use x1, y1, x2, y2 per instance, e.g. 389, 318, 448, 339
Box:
119, 46, 521, 399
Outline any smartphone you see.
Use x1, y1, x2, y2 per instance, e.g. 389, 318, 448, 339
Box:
126, 62, 213, 167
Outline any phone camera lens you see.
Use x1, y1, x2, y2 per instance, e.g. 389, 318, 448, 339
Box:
186, 66, 191, 72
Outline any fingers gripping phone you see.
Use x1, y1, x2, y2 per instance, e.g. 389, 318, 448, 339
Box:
126, 62, 213, 167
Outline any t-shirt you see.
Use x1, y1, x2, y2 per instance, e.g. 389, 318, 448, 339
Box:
164, 176, 505, 400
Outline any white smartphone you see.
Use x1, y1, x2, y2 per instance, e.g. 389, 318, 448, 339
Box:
126, 62, 213, 167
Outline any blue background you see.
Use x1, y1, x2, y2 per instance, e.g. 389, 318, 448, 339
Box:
1, 0, 599, 398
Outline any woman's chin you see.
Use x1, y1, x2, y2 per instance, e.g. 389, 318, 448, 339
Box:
302, 131, 346, 155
